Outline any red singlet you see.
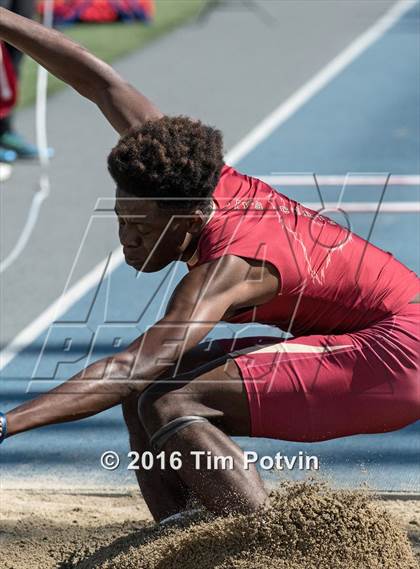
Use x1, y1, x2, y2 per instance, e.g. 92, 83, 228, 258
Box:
190, 165, 420, 441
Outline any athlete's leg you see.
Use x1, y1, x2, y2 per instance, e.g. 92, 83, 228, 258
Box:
121, 341, 226, 521
122, 394, 189, 522
123, 338, 268, 519
137, 343, 269, 516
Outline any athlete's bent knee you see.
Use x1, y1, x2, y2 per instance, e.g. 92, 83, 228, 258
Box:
149, 415, 209, 451
138, 386, 193, 436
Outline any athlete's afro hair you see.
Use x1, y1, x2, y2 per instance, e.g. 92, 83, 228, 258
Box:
107, 115, 224, 212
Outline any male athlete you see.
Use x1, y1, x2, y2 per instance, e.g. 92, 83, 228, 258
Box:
0, 8, 419, 523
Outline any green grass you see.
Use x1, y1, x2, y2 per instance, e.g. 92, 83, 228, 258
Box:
19, 0, 206, 108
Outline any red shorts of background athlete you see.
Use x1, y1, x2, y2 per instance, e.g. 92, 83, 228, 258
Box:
0, 40, 16, 120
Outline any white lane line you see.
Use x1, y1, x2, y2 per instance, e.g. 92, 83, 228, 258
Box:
0, 0, 415, 372
257, 175, 420, 186
304, 201, 420, 213
0, 0, 54, 275
226, 0, 417, 165
0, 250, 124, 372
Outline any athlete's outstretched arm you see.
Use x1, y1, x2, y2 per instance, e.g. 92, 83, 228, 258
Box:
0, 7, 163, 133
3, 256, 275, 440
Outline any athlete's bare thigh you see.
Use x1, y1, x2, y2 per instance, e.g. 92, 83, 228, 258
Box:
139, 340, 251, 436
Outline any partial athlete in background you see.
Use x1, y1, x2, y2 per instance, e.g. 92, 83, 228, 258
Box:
0, 38, 15, 174
0, 0, 41, 160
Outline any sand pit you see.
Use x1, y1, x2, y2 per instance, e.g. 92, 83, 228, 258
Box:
61, 482, 418, 569
1, 482, 419, 569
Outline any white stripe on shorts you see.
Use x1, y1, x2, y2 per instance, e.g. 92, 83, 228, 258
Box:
244, 342, 353, 356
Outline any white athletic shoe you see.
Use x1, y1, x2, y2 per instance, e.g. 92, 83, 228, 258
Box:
0, 163, 12, 182
159, 508, 202, 526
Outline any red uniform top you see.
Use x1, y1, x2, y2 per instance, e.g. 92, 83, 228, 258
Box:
190, 164, 419, 336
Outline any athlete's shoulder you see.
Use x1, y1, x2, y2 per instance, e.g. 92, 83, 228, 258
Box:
213, 163, 253, 202
219, 163, 249, 179
214, 163, 277, 207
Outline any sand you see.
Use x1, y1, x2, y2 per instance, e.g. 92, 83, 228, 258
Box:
1, 482, 419, 569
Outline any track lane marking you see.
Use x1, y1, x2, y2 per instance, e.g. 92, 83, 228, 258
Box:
1, 0, 416, 372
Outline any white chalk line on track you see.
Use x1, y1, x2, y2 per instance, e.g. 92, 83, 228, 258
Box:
226, 0, 418, 165
304, 202, 419, 213
0, 0, 54, 274
0, 250, 124, 371
258, 175, 420, 186
259, 174, 420, 212
0, 0, 417, 372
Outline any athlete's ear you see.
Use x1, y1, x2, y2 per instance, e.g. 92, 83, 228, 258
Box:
186, 209, 208, 235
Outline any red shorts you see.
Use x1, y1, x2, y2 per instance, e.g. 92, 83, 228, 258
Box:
218, 304, 420, 441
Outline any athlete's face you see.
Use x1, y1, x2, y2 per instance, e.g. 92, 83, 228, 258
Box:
115, 188, 202, 272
